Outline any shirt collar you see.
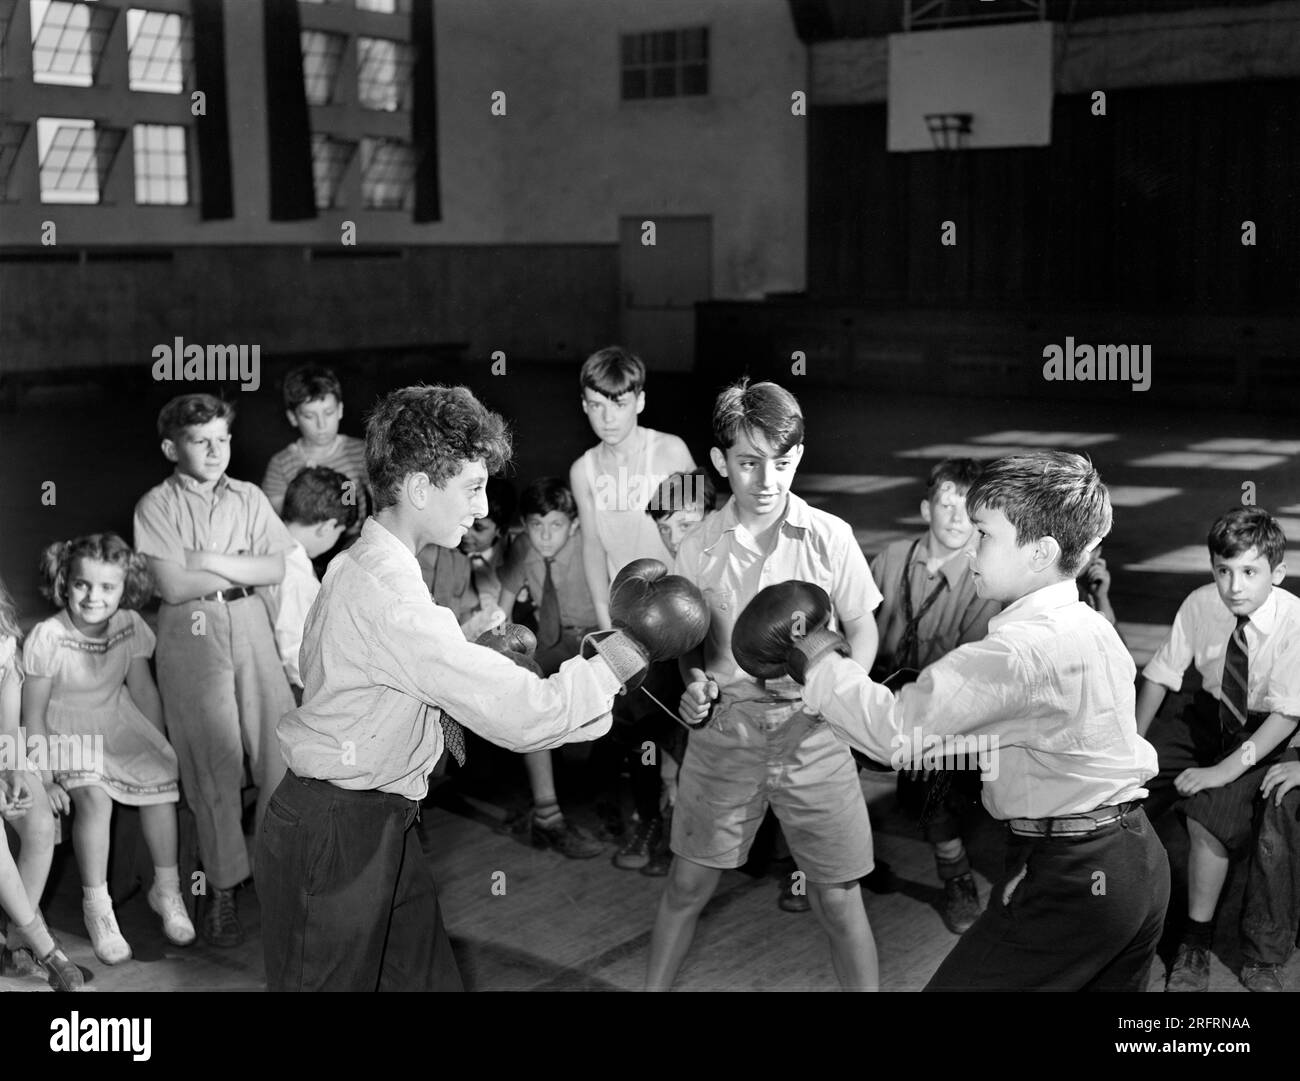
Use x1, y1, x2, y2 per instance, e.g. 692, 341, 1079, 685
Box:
171, 470, 230, 497
908, 532, 974, 588
362, 516, 424, 578
987, 579, 1079, 632
1243, 590, 1278, 633
707, 492, 811, 551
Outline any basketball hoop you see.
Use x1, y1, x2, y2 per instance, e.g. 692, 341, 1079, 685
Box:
924, 112, 972, 151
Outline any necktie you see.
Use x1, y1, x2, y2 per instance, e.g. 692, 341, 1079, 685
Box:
440, 713, 467, 767
896, 537, 950, 670
538, 557, 561, 649
1218, 615, 1250, 749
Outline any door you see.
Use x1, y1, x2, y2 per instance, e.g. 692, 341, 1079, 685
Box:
619, 215, 712, 372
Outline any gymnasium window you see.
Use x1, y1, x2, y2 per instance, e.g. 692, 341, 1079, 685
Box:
356, 36, 412, 112
359, 135, 415, 209
311, 133, 356, 209
36, 116, 124, 204
30, 0, 116, 87
620, 27, 709, 101
355, 0, 406, 12
132, 123, 187, 205
1, 0, 17, 77
301, 29, 346, 105
126, 8, 186, 94
0, 121, 30, 201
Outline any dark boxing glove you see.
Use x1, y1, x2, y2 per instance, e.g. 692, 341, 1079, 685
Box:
731, 581, 850, 684
609, 558, 710, 661
476, 622, 543, 678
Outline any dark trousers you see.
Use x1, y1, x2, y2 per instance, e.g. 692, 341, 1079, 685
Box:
1144, 690, 1269, 822
924, 806, 1170, 991
591, 660, 682, 821
257, 773, 463, 992
1241, 762, 1300, 965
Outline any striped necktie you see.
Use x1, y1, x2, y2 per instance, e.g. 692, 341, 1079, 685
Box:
1218, 615, 1250, 747
537, 557, 562, 649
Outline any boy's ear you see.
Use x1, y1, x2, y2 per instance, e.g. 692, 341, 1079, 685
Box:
336, 401, 344, 422
709, 446, 728, 477
161, 438, 179, 462
285, 409, 300, 429
316, 518, 340, 538
1272, 562, 1287, 586
1033, 536, 1063, 573
635, 392, 646, 416
920, 499, 932, 525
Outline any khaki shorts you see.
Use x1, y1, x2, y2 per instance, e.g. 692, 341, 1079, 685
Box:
671, 698, 874, 884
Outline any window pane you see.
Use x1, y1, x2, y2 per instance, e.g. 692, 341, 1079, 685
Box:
37, 116, 98, 202
681, 63, 708, 96
133, 122, 187, 205
31, 0, 115, 87
301, 29, 345, 105
621, 67, 646, 101
650, 65, 675, 98
127, 9, 184, 94
311, 133, 356, 209
681, 27, 708, 61
360, 135, 415, 209
357, 36, 412, 112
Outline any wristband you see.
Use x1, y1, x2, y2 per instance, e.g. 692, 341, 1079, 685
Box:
788, 626, 850, 684
582, 629, 649, 693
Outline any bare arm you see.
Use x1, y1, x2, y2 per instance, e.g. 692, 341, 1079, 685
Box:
840, 612, 879, 673
189, 550, 286, 587
1134, 678, 1168, 738
571, 459, 613, 631
497, 587, 520, 622
0, 664, 20, 739
124, 657, 164, 731
1220, 713, 1299, 782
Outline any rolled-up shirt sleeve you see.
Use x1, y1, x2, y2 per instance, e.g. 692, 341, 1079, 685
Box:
830, 523, 882, 624
803, 637, 1031, 766
1262, 629, 1300, 718
379, 598, 618, 752
1141, 598, 1194, 691
133, 493, 184, 565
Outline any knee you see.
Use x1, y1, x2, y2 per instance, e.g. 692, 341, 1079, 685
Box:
810, 883, 862, 929
665, 864, 716, 911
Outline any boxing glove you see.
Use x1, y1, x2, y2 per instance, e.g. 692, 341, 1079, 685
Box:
609, 558, 710, 661
731, 581, 850, 684
475, 622, 543, 678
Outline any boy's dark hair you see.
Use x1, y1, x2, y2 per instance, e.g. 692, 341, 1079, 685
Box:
648, 470, 718, 522
282, 466, 359, 529
485, 477, 517, 529
283, 364, 344, 412
157, 394, 235, 442
927, 458, 983, 498
580, 346, 645, 399
712, 379, 804, 455
966, 451, 1112, 577
366, 386, 511, 511
520, 477, 578, 521
40, 533, 154, 612
1207, 507, 1286, 568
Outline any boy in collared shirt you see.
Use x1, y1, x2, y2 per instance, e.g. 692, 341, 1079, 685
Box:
133, 394, 296, 949
649, 380, 882, 992
738, 451, 1167, 991
257, 386, 654, 992
870, 458, 999, 934
496, 477, 603, 858
1136, 507, 1300, 992
271, 466, 356, 703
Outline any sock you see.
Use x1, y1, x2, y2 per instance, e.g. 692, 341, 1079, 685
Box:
153, 866, 181, 894
82, 883, 111, 909
532, 801, 563, 829
17, 913, 55, 959
935, 849, 971, 882
1184, 919, 1213, 951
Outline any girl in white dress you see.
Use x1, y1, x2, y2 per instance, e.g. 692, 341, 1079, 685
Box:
23, 534, 194, 966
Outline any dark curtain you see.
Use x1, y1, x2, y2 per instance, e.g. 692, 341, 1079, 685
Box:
192, 0, 233, 220
411, 0, 441, 222
262, 0, 316, 221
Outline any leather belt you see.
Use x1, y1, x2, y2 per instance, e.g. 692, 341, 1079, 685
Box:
198, 586, 256, 603
1007, 801, 1138, 837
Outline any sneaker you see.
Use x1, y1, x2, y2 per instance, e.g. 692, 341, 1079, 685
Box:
82, 901, 132, 965
148, 885, 197, 947
940, 873, 982, 935
1166, 943, 1210, 992
613, 816, 662, 870
779, 874, 812, 914
36, 943, 85, 992
1240, 959, 1285, 992
202, 886, 244, 948
531, 816, 604, 859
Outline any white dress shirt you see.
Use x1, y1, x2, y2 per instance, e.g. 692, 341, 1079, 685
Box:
803, 579, 1157, 820
278, 517, 619, 801
268, 541, 319, 688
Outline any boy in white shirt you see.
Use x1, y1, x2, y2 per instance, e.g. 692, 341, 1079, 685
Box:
271, 467, 355, 702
